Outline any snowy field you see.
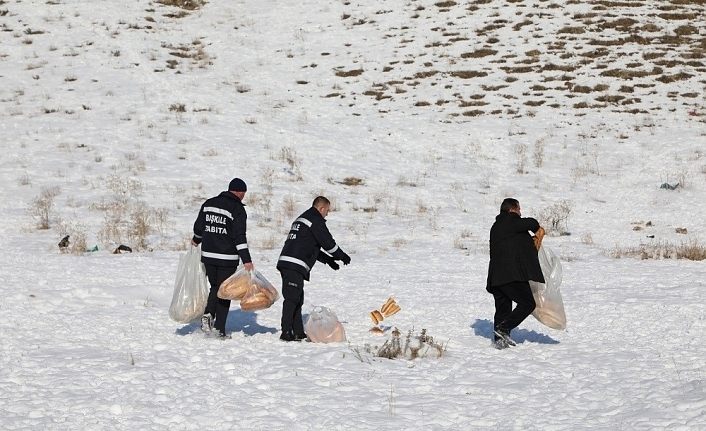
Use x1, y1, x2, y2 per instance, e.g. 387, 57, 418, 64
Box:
1, 0, 705, 429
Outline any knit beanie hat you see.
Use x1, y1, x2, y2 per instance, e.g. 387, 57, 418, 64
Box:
228, 178, 247, 192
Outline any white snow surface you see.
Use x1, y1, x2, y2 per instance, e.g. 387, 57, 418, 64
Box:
1, 0, 705, 430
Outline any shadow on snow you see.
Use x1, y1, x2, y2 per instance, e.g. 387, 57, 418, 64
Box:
470, 318, 559, 345
175, 309, 278, 336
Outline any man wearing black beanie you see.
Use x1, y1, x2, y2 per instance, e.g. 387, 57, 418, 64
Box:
191, 177, 254, 339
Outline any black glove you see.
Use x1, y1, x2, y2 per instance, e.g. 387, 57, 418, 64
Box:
340, 251, 351, 265
328, 260, 340, 270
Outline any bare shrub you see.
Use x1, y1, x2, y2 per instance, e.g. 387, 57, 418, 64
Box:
260, 167, 276, 192
334, 68, 364, 77
391, 238, 408, 248
129, 205, 151, 250
396, 176, 418, 187
106, 175, 143, 202
368, 328, 447, 360
156, 0, 204, 10
246, 192, 273, 227
538, 200, 573, 235
152, 207, 170, 236
341, 176, 365, 186
236, 84, 251, 93
611, 241, 706, 261
98, 211, 124, 246
514, 143, 528, 174
533, 137, 545, 168
277, 146, 303, 180
282, 195, 297, 220
30, 186, 61, 229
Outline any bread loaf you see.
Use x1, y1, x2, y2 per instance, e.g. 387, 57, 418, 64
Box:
534, 227, 546, 251
370, 310, 383, 325
240, 291, 271, 311
217, 273, 251, 300
382, 303, 400, 318
369, 326, 384, 335
380, 297, 396, 314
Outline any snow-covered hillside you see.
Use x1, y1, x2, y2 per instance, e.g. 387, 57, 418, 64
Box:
1, 0, 704, 429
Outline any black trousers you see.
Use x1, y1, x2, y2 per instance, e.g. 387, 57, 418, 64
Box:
280, 269, 305, 336
491, 280, 536, 333
204, 264, 237, 334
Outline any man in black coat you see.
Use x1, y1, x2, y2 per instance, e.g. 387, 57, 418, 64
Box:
277, 196, 351, 341
191, 178, 254, 338
486, 198, 544, 349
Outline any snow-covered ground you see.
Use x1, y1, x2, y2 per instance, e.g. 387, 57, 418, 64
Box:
1, 0, 705, 429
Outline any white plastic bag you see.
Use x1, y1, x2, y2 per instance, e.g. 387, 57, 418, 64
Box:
169, 246, 209, 323
217, 267, 252, 300
304, 306, 346, 343
529, 245, 567, 330
237, 270, 279, 311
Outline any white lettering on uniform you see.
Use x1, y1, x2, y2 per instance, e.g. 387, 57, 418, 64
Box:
205, 226, 228, 234
205, 214, 227, 224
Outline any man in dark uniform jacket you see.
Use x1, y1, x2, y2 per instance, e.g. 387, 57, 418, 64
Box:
191, 178, 254, 338
486, 198, 544, 349
277, 196, 351, 341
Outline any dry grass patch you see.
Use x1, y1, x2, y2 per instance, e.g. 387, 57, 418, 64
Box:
593, 1, 645, 7
412, 70, 439, 79
600, 67, 662, 79
450, 70, 488, 78
460, 48, 497, 58
597, 18, 638, 30
595, 94, 625, 103
462, 109, 484, 116
501, 66, 535, 73
340, 177, 365, 186
558, 26, 585, 34
334, 68, 364, 77
659, 12, 699, 20
657, 72, 693, 83
157, 0, 205, 10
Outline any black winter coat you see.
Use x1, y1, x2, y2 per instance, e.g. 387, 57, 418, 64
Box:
486, 211, 544, 292
192, 191, 252, 267
277, 207, 348, 281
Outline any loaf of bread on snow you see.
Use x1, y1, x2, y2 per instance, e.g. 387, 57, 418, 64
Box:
370, 310, 383, 325
382, 303, 400, 318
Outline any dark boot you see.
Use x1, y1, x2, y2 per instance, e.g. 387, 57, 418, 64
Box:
280, 331, 296, 342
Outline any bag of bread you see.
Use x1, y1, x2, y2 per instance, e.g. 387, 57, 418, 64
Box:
529, 245, 567, 330
238, 270, 279, 311
304, 306, 347, 343
218, 268, 251, 300
169, 246, 209, 323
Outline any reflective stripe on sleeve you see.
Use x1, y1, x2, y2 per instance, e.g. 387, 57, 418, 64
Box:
325, 244, 339, 254
278, 256, 311, 272
193, 234, 202, 239
236, 243, 248, 251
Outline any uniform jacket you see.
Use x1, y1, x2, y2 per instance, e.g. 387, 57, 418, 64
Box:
192, 191, 252, 267
277, 206, 347, 280
486, 211, 545, 292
